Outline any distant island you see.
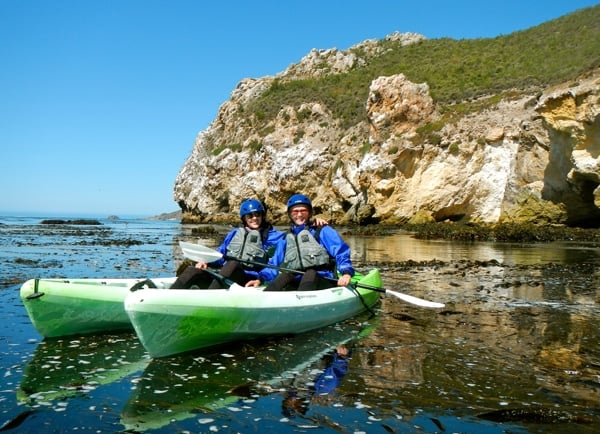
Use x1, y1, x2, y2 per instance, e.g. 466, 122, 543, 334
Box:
146, 210, 182, 221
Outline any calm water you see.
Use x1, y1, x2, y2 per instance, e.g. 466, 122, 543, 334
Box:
0, 216, 598, 433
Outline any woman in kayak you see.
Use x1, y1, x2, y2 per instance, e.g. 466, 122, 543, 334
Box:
248, 193, 354, 291
172, 198, 327, 289
171, 198, 280, 288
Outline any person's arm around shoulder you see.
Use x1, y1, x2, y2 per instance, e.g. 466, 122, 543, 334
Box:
264, 227, 285, 251
312, 217, 328, 227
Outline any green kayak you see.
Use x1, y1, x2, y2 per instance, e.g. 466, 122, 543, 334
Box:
20, 277, 175, 338
124, 269, 382, 358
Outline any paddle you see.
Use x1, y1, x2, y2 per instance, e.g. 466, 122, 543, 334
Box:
179, 241, 445, 308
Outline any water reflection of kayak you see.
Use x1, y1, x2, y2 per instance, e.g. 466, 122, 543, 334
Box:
17, 333, 149, 406
121, 316, 377, 432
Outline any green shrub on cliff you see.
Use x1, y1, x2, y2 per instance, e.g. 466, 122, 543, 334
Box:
248, 5, 600, 129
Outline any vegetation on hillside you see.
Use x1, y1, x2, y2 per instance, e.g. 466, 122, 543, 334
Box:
248, 5, 600, 129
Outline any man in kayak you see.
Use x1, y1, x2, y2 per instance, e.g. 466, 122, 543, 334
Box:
171, 198, 283, 289
172, 198, 328, 289
248, 193, 354, 291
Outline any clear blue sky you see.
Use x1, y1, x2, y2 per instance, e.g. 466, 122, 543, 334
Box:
1, 1, 598, 217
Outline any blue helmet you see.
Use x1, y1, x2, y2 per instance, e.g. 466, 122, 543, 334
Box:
286, 194, 312, 212
239, 199, 265, 218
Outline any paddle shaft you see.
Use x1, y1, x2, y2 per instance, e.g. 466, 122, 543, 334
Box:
179, 241, 444, 308
223, 256, 445, 308
220, 253, 444, 308
222, 254, 365, 289
223, 255, 396, 293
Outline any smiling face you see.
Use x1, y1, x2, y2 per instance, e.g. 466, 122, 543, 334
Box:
243, 211, 263, 229
289, 205, 311, 226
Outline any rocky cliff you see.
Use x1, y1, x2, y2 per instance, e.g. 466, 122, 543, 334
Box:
174, 32, 600, 227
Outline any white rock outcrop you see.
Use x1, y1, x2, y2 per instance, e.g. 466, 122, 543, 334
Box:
174, 34, 600, 226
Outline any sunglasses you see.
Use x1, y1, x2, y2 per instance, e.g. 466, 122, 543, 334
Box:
245, 212, 263, 219
290, 208, 309, 215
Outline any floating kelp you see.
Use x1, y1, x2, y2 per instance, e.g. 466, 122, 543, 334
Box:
477, 407, 593, 424
40, 219, 103, 225
403, 222, 600, 243
190, 225, 220, 236
0, 410, 36, 432
3, 215, 600, 432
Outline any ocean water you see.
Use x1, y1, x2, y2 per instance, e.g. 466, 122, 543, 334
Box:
1, 215, 599, 433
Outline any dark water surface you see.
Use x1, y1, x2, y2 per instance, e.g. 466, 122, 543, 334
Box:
1, 216, 599, 433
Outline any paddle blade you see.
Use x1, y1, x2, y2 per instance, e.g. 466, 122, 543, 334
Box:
179, 241, 224, 263
386, 289, 445, 308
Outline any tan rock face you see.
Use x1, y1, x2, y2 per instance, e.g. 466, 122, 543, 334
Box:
173, 35, 600, 226
534, 78, 600, 224
366, 74, 435, 138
